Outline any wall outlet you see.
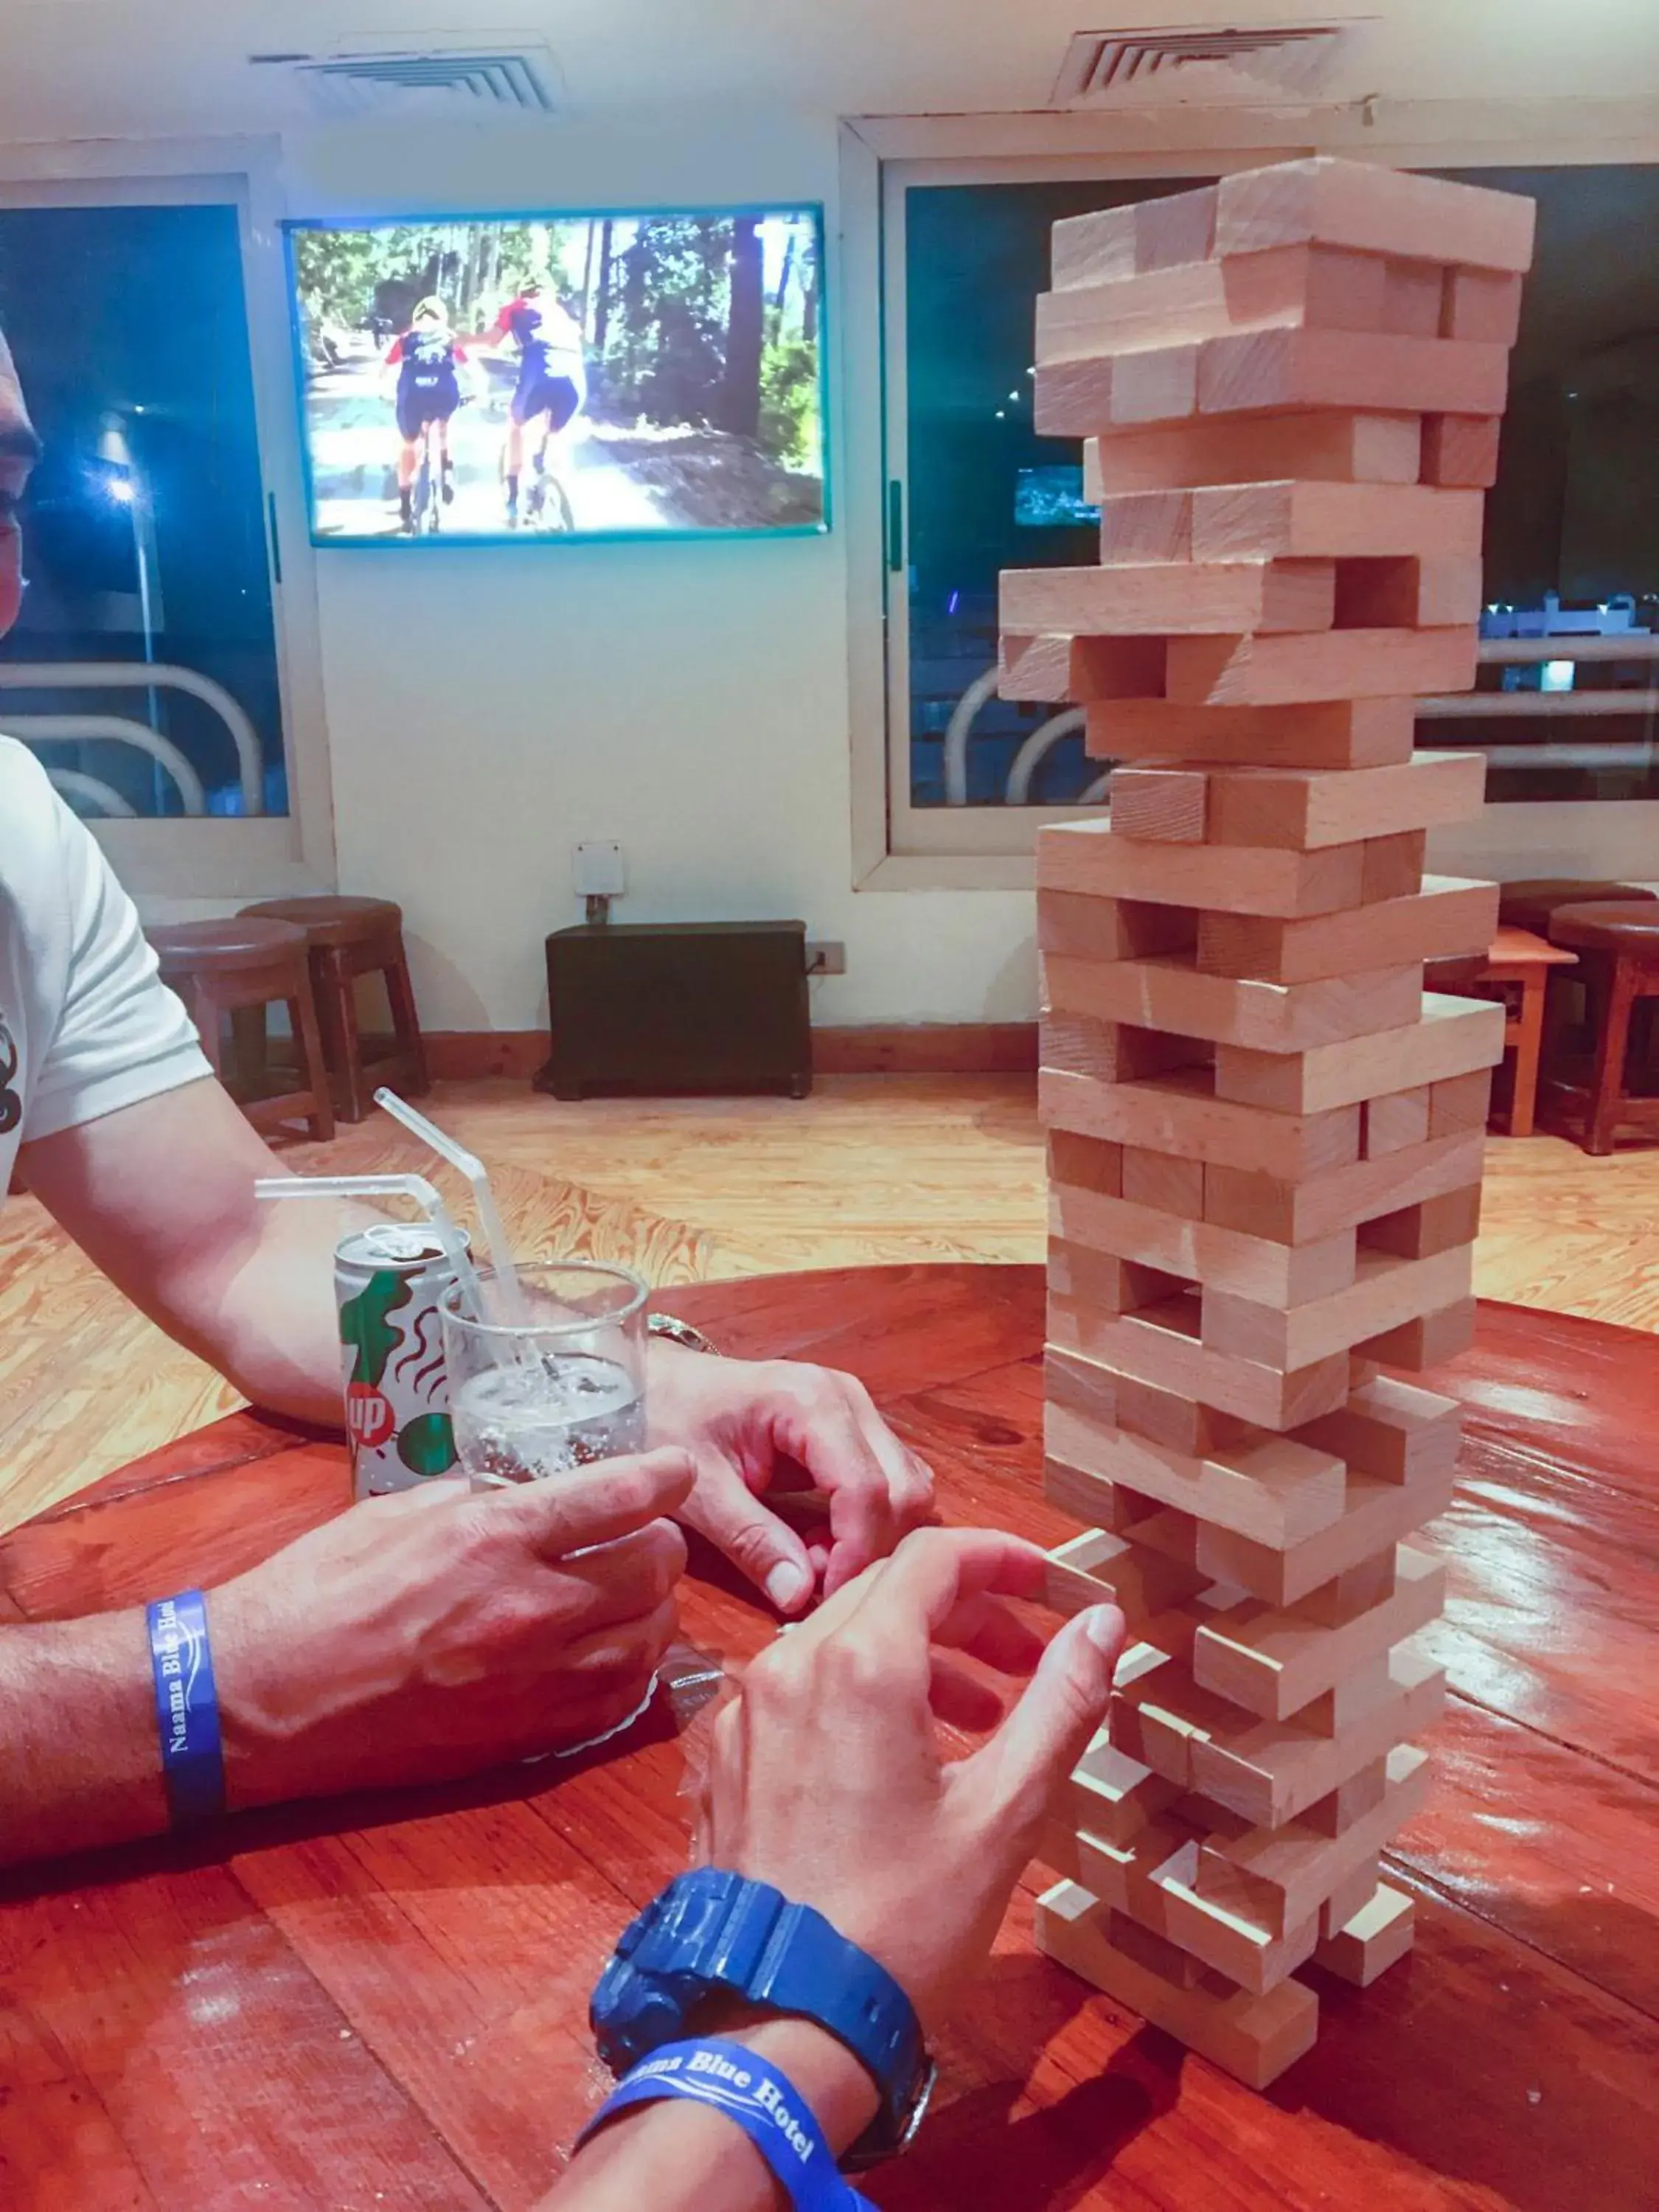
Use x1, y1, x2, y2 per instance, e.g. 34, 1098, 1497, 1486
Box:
805, 940, 846, 975
574, 841, 626, 898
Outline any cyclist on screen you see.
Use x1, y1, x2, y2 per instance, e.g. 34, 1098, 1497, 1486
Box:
383, 296, 471, 533
479, 277, 587, 528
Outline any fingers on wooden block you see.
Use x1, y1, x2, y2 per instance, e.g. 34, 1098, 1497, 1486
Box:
1214, 159, 1537, 275
1109, 765, 1209, 842
1196, 878, 1499, 986
1212, 997, 1504, 1115
1086, 698, 1416, 770
1200, 752, 1486, 852
1085, 412, 1422, 498
1422, 413, 1503, 487
1035, 1879, 1320, 2089
1045, 949, 1425, 1056
1314, 1882, 1416, 1986
1166, 626, 1478, 707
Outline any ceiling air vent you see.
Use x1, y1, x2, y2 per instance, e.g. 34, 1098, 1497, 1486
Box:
249, 41, 557, 119
1053, 21, 1368, 107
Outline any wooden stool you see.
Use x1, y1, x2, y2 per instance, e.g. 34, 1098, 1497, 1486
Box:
1498, 880, 1656, 936
150, 919, 335, 1144
1426, 926, 1577, 1139
239, 896, 428, 1123
1544, 902, 1659, 1155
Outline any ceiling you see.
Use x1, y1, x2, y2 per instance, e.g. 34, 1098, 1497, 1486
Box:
0, 0, 1655, 142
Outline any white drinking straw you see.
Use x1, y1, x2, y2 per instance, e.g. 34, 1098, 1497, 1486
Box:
372, 1087, 529, 1324
253, 1170, 484, 1318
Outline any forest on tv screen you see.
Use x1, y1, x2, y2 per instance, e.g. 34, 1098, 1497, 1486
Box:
295, 212, 822, 476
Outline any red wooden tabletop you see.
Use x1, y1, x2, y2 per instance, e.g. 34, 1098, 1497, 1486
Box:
1, 1263, 1655, 2211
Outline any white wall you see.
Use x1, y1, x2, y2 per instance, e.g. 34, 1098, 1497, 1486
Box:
285, 115, 1036, 1034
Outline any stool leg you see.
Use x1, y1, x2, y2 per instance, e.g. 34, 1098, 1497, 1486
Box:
1509, 975, 1545, 1139
1585, 960, 1636, 1157
290, 984, 336, 1145
229, 1004, 268, 1100
383, 948, 430, 1097
316, 946, 371, 1122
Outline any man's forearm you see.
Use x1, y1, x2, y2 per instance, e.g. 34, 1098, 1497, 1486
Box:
0, 1610, 170, 1867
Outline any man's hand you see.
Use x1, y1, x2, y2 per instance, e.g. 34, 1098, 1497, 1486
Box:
212, 1447, 695, 1806
697, 1526, 1125, 2036
645, 1341, 934, 1615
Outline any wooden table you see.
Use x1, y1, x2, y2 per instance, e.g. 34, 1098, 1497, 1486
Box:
1, 1265, 1655, 2211
1433, 925, 1579, 1139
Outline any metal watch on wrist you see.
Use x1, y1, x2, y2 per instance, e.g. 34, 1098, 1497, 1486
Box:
646, 1312, 720, 1356
590, 1868, 935, 2171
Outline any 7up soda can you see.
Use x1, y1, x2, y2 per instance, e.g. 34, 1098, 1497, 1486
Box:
335, 1222, 470, 1498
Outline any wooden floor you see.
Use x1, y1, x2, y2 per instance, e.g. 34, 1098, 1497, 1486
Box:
1, 1074, 1656, 1534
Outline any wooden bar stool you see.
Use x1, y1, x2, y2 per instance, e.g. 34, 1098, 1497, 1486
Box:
239, 896, 428, 1123
1427, 925, 1578, 1139
150, 919, 335, 1144
1543, 902, 1659, 1155
1498, 880, 1656, 935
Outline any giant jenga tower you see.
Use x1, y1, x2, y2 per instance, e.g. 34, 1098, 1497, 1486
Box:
1001, 158, 1535, 2086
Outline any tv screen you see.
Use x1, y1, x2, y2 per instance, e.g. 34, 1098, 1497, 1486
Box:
285, 206, 827, 543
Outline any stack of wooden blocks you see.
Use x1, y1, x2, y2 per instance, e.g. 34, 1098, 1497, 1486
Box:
1001, 157, 1536, 2087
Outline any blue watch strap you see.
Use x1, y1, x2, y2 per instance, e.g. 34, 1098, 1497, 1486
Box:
576, 2039, 877, 2212
145, 1590, 226, 1826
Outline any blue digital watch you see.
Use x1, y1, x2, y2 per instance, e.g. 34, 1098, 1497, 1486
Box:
590, 1869, 935, 2171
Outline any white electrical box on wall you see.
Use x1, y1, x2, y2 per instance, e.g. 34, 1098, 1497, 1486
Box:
574, 841, 627, 897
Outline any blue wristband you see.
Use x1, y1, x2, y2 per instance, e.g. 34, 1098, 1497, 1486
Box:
145, 1590, 226, 1826
576, 2039, 877, 2211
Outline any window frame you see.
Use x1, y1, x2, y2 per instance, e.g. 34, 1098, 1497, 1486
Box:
841, 107, 1659, 891
0, 137, 335, 897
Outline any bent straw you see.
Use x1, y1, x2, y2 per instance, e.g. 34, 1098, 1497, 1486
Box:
253, 1171, 484, 1319
372, 1088, 528, 1324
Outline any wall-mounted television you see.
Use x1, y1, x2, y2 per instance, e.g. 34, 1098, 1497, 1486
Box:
285, 206, 827, 544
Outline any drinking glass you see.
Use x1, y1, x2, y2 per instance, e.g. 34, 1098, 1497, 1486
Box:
440, 1261, 650, 1491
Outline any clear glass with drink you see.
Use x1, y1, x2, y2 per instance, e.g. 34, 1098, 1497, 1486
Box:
440, 1261, 649, 1490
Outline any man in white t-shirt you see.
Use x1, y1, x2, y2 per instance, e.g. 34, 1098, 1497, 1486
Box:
0, 322, 933, 1868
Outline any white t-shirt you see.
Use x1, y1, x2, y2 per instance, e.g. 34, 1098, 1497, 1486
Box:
0, 737, 211, 1206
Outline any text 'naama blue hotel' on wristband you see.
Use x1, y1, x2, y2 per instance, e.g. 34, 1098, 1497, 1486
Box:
576, 2039, 877, 2212
145, 1590, 226, 1826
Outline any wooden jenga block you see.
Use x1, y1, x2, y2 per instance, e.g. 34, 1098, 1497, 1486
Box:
1048, 1130, 1125, 1196
1319, 1855, 1383, 1939
1360, 1183, 1483, 1259
1189, 1645, 1445, 1826
1065, 1297, 1352, 1432
1204, 1127, 1484, 1247
1356, 1295, 1477, 1369
1035, 1881, 1320, 2090
1108, 765, 1208, 843
1335, 554, 1485, 630
1166, 626, 1478, 708
1001, 556, 1335, 636
1049, 188, 1216, 290
1189, 481, 1484, 563
1050, 1178, 1358, 1307
1427, 1067, 1494, 1137
1162, 1458, 1455, 1609
1043, 949, 1424, 1056
1296, 1374, 1463, 1484
1085, 697, 1416, 770
1121, 1145, 1206, 1220
1059, 1729, 1184, 1846
1135, 186, 1221, 273
1144, 1840, 1324, 1994
1301, 1750, 1394, 1832
1441, 267, 1526, 347
1214, 158, 1537, 274
1032, 355, 1124, 437
1113, 1374, 1252, 1458
1113, 342, 1203, 425
1045, 1011, 1182, 1088
1315, 1883, 1416, 1986
1107, 1907, 1210, 1990
1196, 878, 1498, 986
1084, 412, 1422, 497
1046, 1400, 1349, 1550
1200, 1244, 1473, 1370
1045, 1527, 1208, 1627
1192, 1745, 1428, 1930
999, 629, 1166, 703
1212, 995, 1504, 1114
1098, 486, 1192, 563
1380, 257, 1444, 338
1422, 413, 1502, 487
1363, 1086, 1432, 1157
1041, 1065, 1362, 1179
1036, 870, 1200, 954
1111, 1658, 1243, 1785
1197, 327, 1510, 422
1192, 1545, 1444, 1721
1361, 830, 1427, 905
1201, 752, 1486, 852
1041, 819, 1365, 919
